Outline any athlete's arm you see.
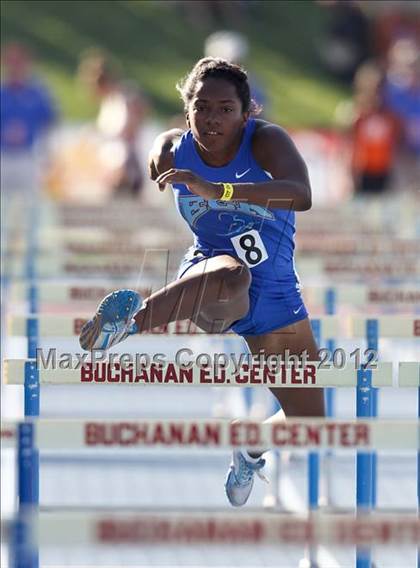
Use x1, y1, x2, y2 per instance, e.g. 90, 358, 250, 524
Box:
246, 121, 312, 211
155, 123, 312, 210
148, 129, 184, 190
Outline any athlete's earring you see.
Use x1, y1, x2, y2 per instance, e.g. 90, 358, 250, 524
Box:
185, 113, 190, 128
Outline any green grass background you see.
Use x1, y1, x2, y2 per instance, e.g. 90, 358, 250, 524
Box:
1, 0, 349, 126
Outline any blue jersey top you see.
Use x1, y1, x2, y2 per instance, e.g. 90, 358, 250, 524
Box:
173, 118, 298, 287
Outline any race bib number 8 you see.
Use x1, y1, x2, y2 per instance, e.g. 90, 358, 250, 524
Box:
230, 229, 268, 268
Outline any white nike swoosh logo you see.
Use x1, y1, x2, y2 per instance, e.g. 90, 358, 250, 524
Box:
235, 168, 251, 179
293, 306, 303, 315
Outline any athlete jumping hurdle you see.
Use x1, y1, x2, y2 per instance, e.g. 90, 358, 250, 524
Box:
79, 57, 325, 507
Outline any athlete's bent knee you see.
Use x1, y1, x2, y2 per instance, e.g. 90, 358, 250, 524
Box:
219, 262, 251, 299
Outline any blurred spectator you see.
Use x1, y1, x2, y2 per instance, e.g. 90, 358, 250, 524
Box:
204, 30, 268, 116
369, 1, 420, 60
384, 38, 420, 191
1, 41, 58, 194
78, 49, 149, 198
317, 0, 372, 83
383, 38, 420, 180
350, 62, 402, 195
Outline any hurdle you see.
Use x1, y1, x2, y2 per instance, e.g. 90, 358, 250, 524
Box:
3, 509, 420, 547
2, 226, 190, 254
3, 251, 181, 279
6, 234, 420, 256
5, 231, 420, 257
6, 193, 418, 246
4, 202, 188, 231
296, 235, 420, 256
5, 255, 420, 280
302, 284, 420, 310
1, 221, 191, 256
7, 282, 420, 318
8, 194, 418, 237
296, 257, 420, 282
8, 313, 420, 340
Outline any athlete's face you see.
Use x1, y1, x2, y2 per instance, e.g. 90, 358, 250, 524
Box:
187, 78, 249, 155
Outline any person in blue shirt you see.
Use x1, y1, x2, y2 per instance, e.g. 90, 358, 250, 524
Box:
80, 57, 324, 507
1, 42, 57, 153
383, 38, 420, 192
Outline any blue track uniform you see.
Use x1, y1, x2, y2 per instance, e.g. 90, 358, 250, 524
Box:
172, 118, 308, 335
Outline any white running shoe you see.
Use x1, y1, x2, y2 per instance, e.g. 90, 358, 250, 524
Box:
225, 450, 267, 507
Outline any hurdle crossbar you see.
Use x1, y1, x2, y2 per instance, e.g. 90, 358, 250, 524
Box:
8, 236, 420, 255
1, 418, 418, 450
3, 511, 419, 547
302, 285, 420, 307
8, 315, 217, 337
5, 257, 420, 279
9, 314, 420, 338
5, 254, 177, 277
350, 316, 420, 338
3, 360, 396, 387
9, 282, 420, 307
296, 236, 420, 256
296, 258, 420, 279
399, 363, 420, 387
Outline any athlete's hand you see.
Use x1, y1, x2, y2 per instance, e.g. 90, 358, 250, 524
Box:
148, 129, 184, 191
148, 152, 168, 191
155, 169, 221, 200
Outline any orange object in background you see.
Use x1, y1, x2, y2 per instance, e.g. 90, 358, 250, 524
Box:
352, 109, 401, 175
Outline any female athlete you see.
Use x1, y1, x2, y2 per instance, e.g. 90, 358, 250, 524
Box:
80, 57, 325, 507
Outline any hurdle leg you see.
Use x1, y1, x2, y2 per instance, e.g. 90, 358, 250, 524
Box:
22, 363, 39, 568
17, 422, 38, 568
321, 289, 336, 508
309, 319, 321, 522
356, 365, 373, 568
25, 210, 40, 504
306, 319, 321, 567
366, 319, 379, 509
10, 512, 33, 568
22, 204, 42, 568
323, 339, 336, 508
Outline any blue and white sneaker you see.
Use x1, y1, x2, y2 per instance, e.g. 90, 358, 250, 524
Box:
225, 451, 267, 507
79, 289, 142, 351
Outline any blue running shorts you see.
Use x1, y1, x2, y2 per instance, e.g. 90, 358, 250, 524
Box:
177, 247, 308, 336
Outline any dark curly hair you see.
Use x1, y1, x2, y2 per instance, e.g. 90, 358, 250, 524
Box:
176, 57, 262, 115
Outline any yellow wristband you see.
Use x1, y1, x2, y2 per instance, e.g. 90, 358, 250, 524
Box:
220, 183, 234, 201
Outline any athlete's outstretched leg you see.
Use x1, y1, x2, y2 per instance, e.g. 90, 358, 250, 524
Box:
135, 254, 251, 334
80, 254, 251, 350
